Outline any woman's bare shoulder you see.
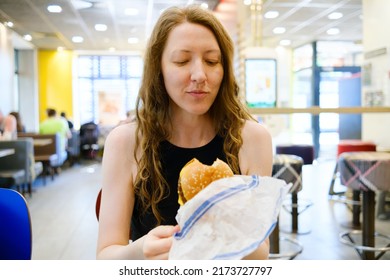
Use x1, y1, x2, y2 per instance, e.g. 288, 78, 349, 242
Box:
239, 120, 273, 176
106, 122, 136, 141
242, 120, 272, 141
104, 122, 137, 155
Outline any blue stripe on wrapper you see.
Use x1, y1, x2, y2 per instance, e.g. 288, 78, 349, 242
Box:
174, 175, 259, 240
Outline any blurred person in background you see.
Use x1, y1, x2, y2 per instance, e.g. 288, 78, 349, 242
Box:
61, 111, 74, 130
9, 111, 26, 133
40, 108, 71, 164
0, 109, 17, 140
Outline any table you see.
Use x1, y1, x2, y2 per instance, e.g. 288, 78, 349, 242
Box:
338, 151, 390, 259
0, 148, 15, 158
33, 139, 52, 146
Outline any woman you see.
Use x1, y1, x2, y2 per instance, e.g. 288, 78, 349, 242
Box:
9, 111, 26, 133
97, 5, 273, 260
0, 109, 17, 140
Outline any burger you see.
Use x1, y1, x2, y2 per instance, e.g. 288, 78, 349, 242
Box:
178, 158, 234, 205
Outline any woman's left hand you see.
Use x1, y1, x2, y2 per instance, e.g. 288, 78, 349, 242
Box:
142, 225, 180, 260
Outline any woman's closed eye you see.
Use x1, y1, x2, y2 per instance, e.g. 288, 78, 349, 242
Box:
205, 60, 220, 66
174, 60, 189, 66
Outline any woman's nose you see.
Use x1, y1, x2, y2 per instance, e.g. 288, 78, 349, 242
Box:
191, 61, 207, 84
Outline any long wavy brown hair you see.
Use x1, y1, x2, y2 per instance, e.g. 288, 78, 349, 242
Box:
134, 5, 254, 224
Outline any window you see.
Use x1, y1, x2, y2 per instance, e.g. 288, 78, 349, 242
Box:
75, 55, 143, 126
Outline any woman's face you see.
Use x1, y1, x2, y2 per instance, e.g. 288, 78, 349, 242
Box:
161, 22, 223, 117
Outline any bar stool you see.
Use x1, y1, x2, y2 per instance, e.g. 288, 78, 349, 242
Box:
329, 140, 376, 229
329, 139, 376, 197
338, 151, 390, 259
269, 154, 303, 260
275, 144, 314, 234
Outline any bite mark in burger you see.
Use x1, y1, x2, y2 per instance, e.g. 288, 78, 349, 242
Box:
178, 158, 234, 205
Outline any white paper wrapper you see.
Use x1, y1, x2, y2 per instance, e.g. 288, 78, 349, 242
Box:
168, 175, 290, 260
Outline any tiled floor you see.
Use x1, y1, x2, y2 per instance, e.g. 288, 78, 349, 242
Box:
24, 158, 390, 260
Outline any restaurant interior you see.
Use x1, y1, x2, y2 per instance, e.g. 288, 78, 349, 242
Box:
0, 0, 389, 260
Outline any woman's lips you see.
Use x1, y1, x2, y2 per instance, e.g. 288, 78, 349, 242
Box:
187, 90, 208, 97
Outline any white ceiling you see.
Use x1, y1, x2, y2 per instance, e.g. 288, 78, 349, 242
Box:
0, 0, 362, 52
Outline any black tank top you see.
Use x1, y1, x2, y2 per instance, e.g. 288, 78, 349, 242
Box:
131, 135, 228, 241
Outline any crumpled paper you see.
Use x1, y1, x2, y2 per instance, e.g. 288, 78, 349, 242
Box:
168, 175, 290, 260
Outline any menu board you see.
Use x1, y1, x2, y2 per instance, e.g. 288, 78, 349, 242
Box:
245, 58, 277, 108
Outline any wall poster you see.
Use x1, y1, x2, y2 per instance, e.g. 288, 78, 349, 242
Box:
245, 58, 277, 108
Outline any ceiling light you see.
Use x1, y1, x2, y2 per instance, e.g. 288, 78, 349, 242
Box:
264, 11, 279, 19
5, 21, 14, 27
200, 3, 209, 10
128, 37, 139, 44
47, 5, 62, 13
57, 47, 65, 52
108, 47, 116, 52
328, 12, 343, 20
23, 34, 32, 41
95, 24, 107, 31
72, 36, 84, 43
279, 39, 291, 46
71, 0, 93, 10
125, 8, 139, 16
326, 28, 340, 35
273, 27, 286, 34
243, 0, 251, 5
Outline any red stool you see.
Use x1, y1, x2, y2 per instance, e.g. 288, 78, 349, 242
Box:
329, 140, 376, 196
329, 140, 376, 229
338, 152, 390, 259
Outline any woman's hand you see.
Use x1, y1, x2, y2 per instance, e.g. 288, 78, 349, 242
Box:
142, 225, 180, 260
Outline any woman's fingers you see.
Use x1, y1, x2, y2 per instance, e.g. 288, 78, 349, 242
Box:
143, 225, 180, 260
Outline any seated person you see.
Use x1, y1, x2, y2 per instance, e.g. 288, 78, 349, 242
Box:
39, 108, 71, 165
0, 109, 17, 140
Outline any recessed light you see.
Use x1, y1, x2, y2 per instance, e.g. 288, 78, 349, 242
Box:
72, 0, 93, 10
95, 24, 107, 31
273, 27, 286, 34
243, 0, 251, 5
326, 28, 340, 35
328, 12, 343, 20
23, 34, 32, 41
200, 3, 208, 9
279, 39, 291, 46
264, 11, 279, 19
47, 5, 62, 13
72, 36, 84, 43
125, 8, 139, 16
5, 21, 14, 27
128, 37, 139, 44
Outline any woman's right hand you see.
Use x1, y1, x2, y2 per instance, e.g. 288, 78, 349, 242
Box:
142, 225, 180, 260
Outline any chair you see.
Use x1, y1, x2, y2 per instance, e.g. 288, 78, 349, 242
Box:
275, 144, 315, 234
329, 139, 376, 198
0, 188, 32, 260
337, 151, 390, 259
0, 138, 42, 196
18, 133, 64, 185
269, 154, 304, 259
66, 130, 80, 166
328, 140, 377, 229
95, 188, 102, 221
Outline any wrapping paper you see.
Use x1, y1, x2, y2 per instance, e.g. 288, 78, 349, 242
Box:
168, 175, 290, 260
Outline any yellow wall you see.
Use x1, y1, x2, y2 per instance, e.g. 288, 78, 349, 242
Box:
38, 50, 73, 122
